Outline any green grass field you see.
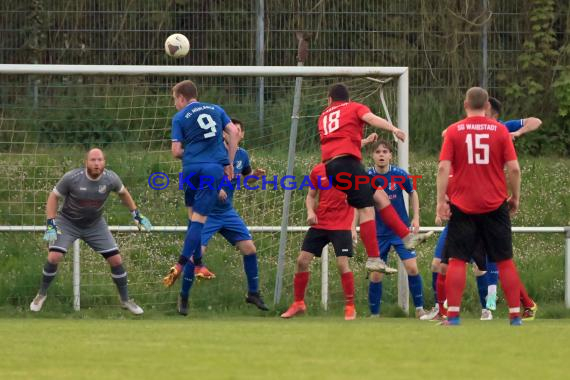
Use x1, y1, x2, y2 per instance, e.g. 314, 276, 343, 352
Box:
1, 317, 569, 380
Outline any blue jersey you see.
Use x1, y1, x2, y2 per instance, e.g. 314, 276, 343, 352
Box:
210, 147, 251, 214
500, 119, 524, 133
171, 101, 232, 167
368, 165, 414, 237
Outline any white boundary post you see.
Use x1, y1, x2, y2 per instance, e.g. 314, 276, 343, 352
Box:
397, 69, 410, 314
565, 227, 570, 308
73, 239, 80, 311
321, 245, 329, 311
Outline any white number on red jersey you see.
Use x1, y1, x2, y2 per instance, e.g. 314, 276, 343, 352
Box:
322, 110, 341, 135
465, 134, 489, 164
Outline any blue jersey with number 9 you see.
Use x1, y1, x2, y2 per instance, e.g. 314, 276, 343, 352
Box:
171, 101, 232, 167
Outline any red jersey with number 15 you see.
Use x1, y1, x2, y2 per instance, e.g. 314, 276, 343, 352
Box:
309, 164, 354, 230
318, 101, 371, 162
439, 116, 517, 214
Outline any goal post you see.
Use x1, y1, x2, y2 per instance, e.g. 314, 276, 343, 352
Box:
0, 64, 412, 312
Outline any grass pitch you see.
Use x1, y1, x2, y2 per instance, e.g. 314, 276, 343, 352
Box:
1, 317, 569, 380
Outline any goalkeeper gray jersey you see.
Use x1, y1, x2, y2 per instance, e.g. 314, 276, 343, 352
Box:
53, 168, 124, 227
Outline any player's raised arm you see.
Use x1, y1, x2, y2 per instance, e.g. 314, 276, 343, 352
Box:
511, 117, 542, 140
360, 112, 406, 142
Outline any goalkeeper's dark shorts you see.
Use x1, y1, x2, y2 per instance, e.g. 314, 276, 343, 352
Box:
442, 202, 513, 268
301, 228, 353, 258
324, 155, 375, 209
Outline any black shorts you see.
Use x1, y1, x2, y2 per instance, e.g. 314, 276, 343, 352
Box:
301, 228, 354, 257
443, 202, 512, 266
325, 155, 374, 209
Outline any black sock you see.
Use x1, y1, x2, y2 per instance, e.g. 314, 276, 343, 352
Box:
177, 255, 189, 267
111, 264, 129, 302
39, 262, 58, 296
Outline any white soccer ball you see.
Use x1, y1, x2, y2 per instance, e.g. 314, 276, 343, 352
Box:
164, 33, 190, 58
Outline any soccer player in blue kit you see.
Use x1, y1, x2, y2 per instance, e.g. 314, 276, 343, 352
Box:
367, 139, 429, 318
422, 96, 541, 321
177, 118, 269, 315
161, 80, 240, 314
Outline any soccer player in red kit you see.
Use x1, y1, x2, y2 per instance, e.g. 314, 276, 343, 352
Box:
318, 83, 431, 273
436, 87, 524, 326
280, 163, 361, 320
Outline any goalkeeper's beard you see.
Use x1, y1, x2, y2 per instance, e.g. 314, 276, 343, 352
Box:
87, 166, 103, 179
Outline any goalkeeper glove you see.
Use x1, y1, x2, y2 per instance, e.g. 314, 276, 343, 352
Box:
43, 218, 59, 243
131, 209, 152, 231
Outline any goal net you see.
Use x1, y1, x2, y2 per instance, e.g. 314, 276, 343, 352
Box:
0, 65, 409, 314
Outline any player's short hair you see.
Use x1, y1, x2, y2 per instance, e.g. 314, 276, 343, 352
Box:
328, 83, 350, 102
172, 80, 198, 100
465, 87, 488, 110
372, 139, 393, 153
488, 96, 501, 115
231, 118, 244, 131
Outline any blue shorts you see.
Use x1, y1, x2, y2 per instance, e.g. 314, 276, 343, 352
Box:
433, 225, 448, 260
201, 209, 252, 246
378, 235, 416, 263
182, 163, 224, 216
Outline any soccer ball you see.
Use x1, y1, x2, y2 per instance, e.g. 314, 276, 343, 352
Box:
164, 33, 190, 58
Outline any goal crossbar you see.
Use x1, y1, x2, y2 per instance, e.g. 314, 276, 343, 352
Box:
0, 64, 408, 78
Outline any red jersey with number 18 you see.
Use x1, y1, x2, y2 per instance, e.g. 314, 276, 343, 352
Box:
439, 116, 517, 214
318, 101, 371, 162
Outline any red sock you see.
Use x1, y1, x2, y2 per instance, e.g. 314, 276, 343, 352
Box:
294, 272, 310, 302
496, 259, 521, 319
436, 273, 447, 315
519, 281, 534, 308
341, 272, 355, 306
445, 259, 467, 319
360, 220, 380, 258
379, 205, 410, 239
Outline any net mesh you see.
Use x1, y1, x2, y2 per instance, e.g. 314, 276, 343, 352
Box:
0, 72, 402, 312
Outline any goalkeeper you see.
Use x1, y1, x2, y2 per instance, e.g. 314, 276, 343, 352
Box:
30, 148, 152, 315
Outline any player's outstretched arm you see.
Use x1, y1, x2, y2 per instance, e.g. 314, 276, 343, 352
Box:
305, 188, 318, 225
436, 160, 451, 221
361, 132, 378, 148
505, 159, 521, 216
118, 188, 152, 231
360, 112, 406, 142
43, 191, 60, 242
511, 117, 542, 140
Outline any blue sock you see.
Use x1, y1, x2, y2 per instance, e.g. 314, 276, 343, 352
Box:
242, 253, 259, 294
432, 271, 438, 302
181, 221, 204, 261
368, 281, 382, 315
180, 261, 195, 299
486, 260, 499, 287
408, 274, 424, 308
476, 274, 488, 309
